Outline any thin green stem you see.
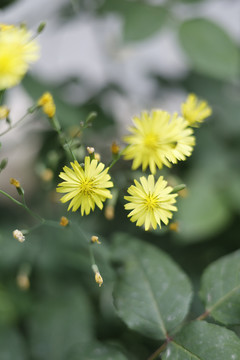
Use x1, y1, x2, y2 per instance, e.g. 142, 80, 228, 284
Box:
0, 190, 44, 222
108, 146, 127, 169
148, 341, 168, 360
0, 190, 23, 207
196, 310, 210, 321
0, 111, 31, 137
76, 222, 98, 268
53, 115, 77, 161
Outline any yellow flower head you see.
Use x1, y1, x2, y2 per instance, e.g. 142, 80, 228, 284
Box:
0, 24, 39, 90
123, 110, 195, 174
182, 93, 212, 127
56, 156, 113, 215
124, 174, 178, 231
38, 92, 56, 118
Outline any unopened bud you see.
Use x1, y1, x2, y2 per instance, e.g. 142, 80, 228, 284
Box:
111, 141, 120, 155
94, 153, 101, 161
95, 272, 103, 287
37, 22, 46, 34
13, 229, 25, 243
60, 216, 69, 227
87, 146, 95, 155
91, 235, 101, 244
104, 204, 115, 220
169, 222, 179, 232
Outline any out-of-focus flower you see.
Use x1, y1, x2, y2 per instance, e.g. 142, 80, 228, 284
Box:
182, 93, 212, 127
0, 24, 39, 90
38, 92, 56, 118
123, 110, 195, 174
124, 174, 177, 231
56, 156, 113, 215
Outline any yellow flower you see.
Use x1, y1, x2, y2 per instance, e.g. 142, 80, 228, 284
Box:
56, 156, 113, 215
38, 92, 56, 118
124, 174, 177, 231
182, 93, 212, 126
0, 24, 39, 90
123, 110, 195, 174
38, 92, 53, 106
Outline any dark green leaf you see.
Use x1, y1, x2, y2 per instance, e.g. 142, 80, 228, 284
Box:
162, 321, 240, 360
100, 0, 168, 42
112, 234, 192, 340
179, 18, 240, 80
200, 250, 240, 325
29, 287, 94, 360
0, 327, 27, 360
68, 341, 127, 360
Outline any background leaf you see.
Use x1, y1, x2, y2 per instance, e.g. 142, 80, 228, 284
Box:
162, 321, 240, 360
179, 18, 240, 80
100, 0, 168, 42
112, 233, 192, 340
68, 341, 127, 360
200, 250, 240, 325
0, 328, 27, 360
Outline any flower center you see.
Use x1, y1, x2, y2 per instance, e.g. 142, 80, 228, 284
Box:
145, 194, 159, 210
80, 178, 94, 194
144, 133, 159, 149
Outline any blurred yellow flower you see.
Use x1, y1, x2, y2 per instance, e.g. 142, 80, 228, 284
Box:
57, 156, 113, 215
182, 93, 212, 126
38, 92, 56, 118
124, 174, 177, 231
123, 110, 195, 174
0, 24, 39, 90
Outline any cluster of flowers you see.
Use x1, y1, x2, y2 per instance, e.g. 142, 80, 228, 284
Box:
0, 23, 212, 232
57, 95, 212, 231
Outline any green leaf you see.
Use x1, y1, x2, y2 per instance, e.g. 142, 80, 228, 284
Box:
200, 250, 240, 325
179, 18, 240, 80
100, 0, 168, 42
29, 286, 94, 360
112, 233, 192, 340
162, 321, 240, 360
0, 327, 27, 360
68, 341, 127, 360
